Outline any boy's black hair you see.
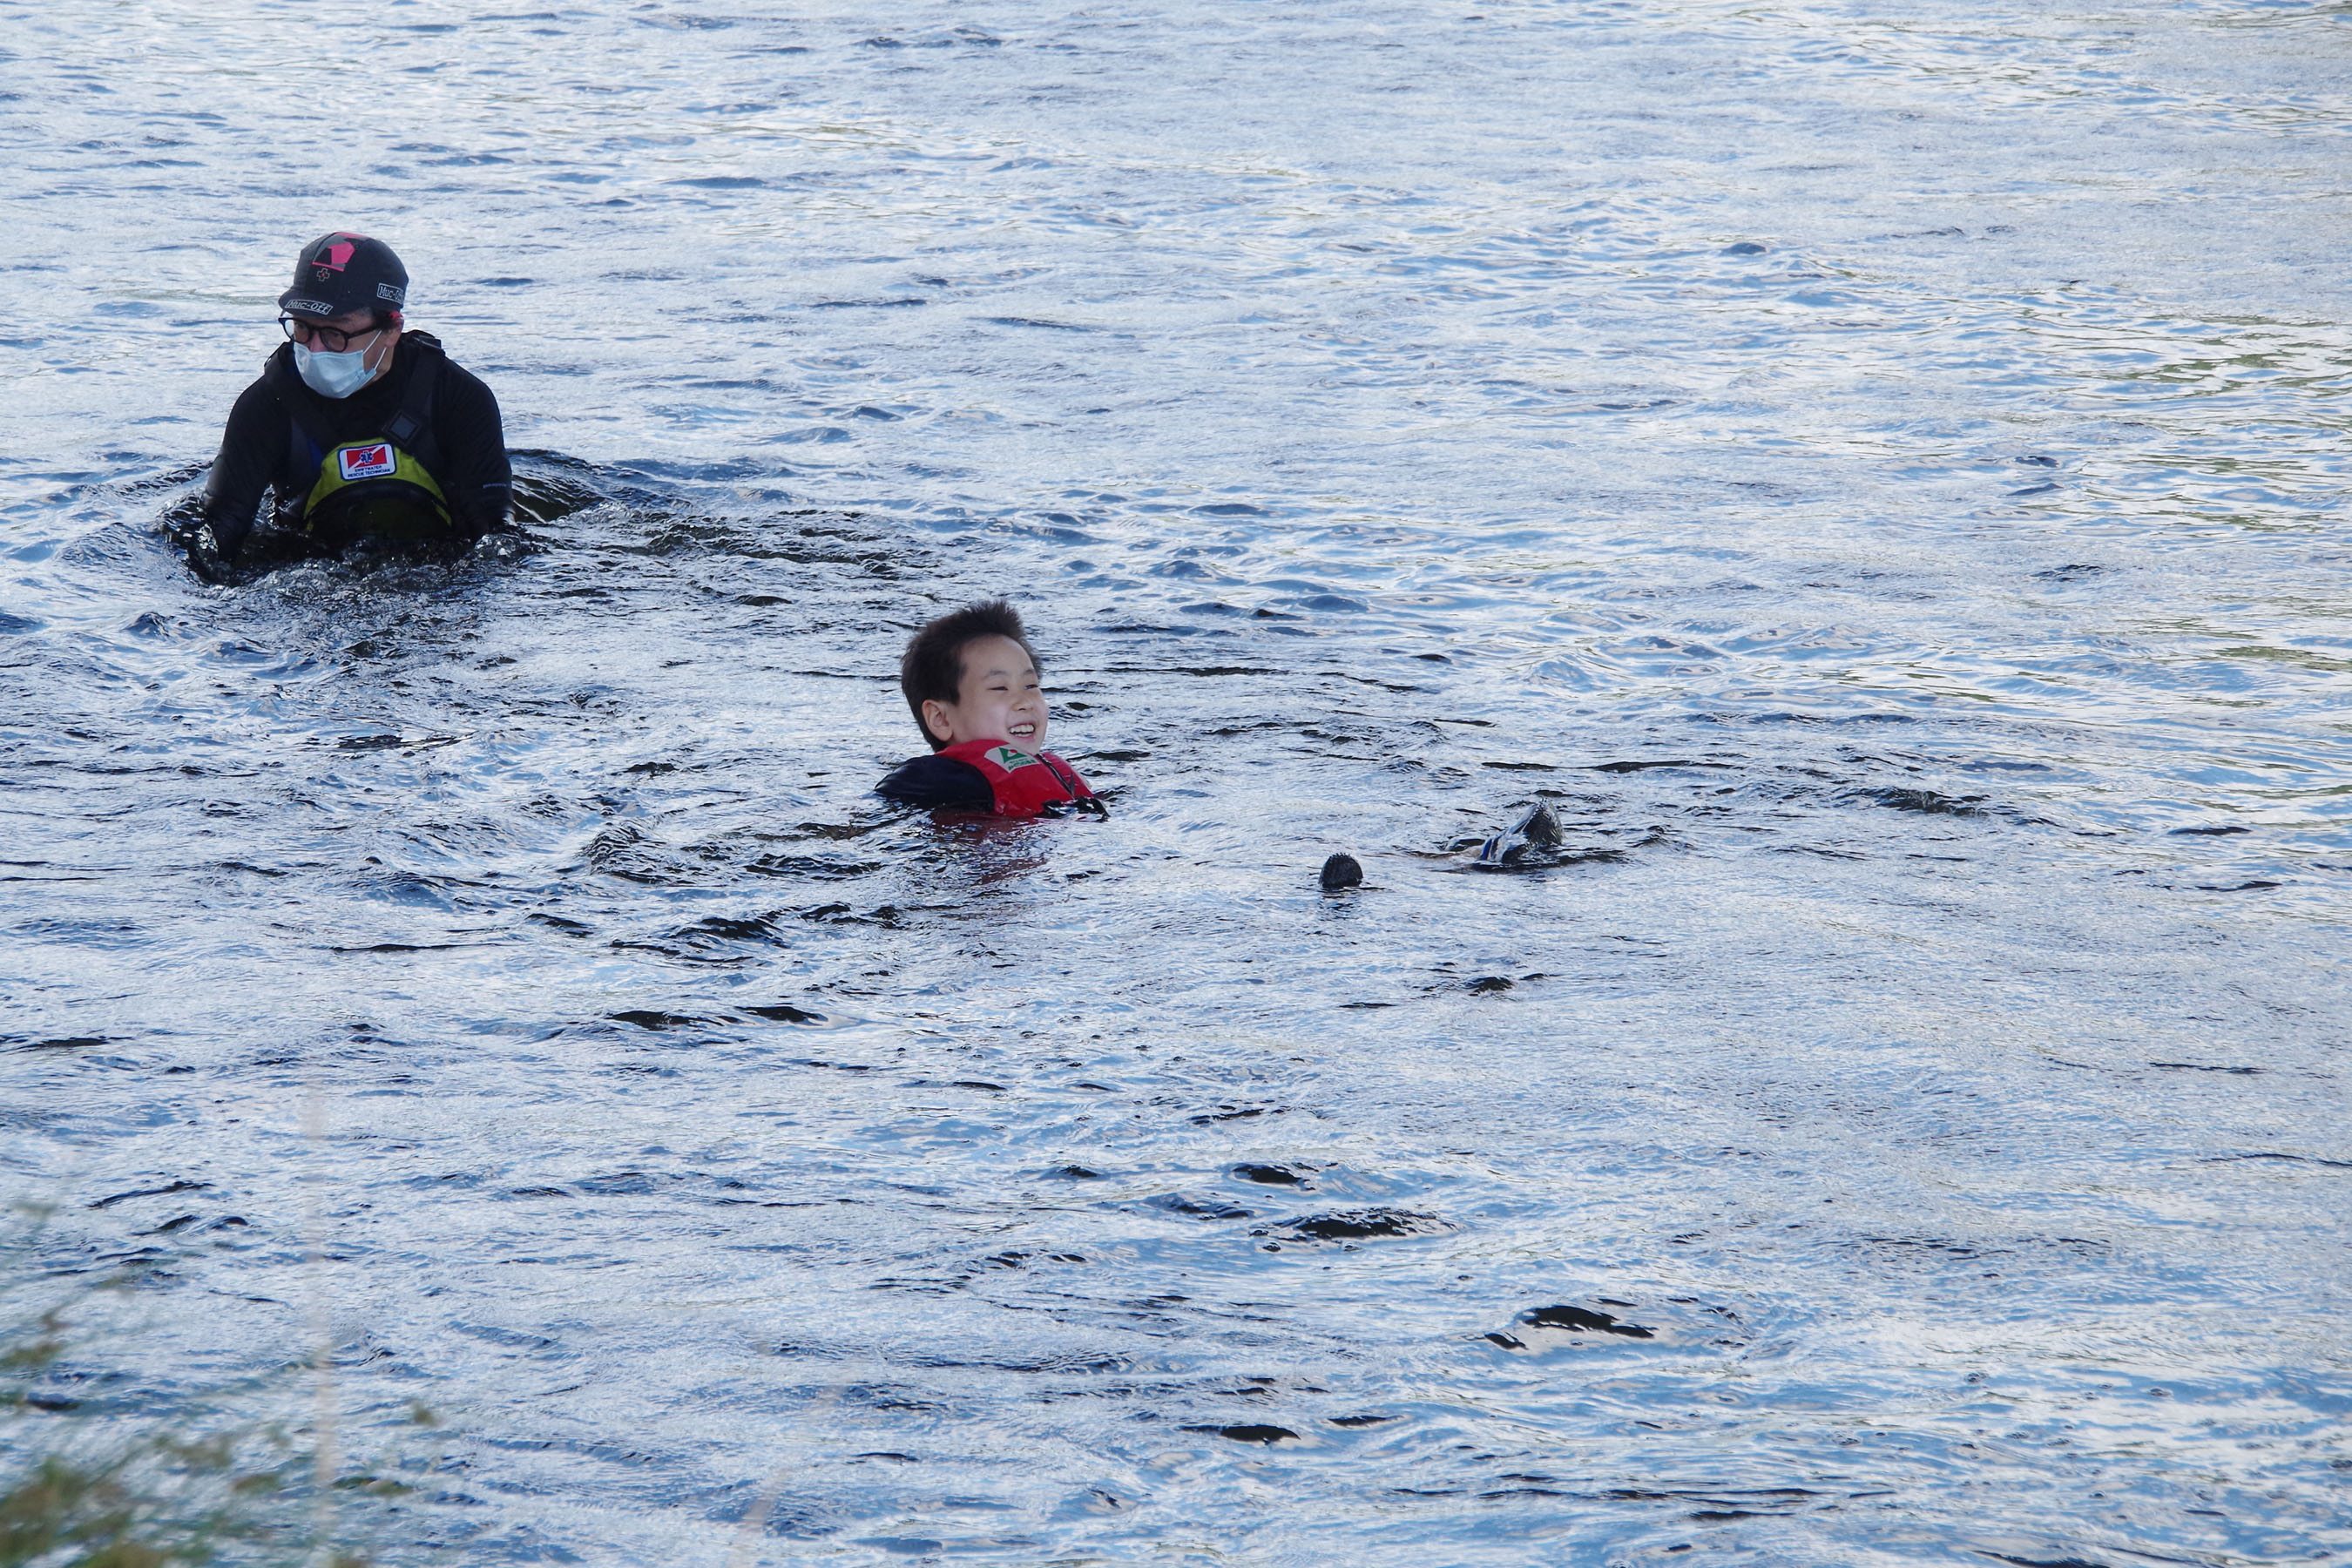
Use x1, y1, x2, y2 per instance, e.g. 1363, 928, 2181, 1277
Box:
900, 598, 1037, 750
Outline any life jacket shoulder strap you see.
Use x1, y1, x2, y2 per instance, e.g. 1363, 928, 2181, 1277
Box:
263, 333, 447, 453
385, 333, 444, 450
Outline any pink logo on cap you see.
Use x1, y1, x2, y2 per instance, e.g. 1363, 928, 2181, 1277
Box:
315, 240, 357, 272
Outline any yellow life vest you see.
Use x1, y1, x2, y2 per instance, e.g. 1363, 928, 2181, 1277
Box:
301, 438, 452, 541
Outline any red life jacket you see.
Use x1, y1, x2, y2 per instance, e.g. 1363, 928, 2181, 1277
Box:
940, 739, 1099, 818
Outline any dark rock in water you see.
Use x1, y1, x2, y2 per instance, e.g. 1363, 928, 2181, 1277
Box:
1320, 852, 1362, 890
1522, 1303, 1655, 1338
1232, 1163, 1308, 1186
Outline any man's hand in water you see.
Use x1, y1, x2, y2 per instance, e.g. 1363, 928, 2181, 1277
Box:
472, 527, 528, 564
179, 522, 235, 585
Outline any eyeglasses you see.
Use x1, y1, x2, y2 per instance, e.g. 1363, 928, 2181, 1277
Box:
278, 314, 383, 354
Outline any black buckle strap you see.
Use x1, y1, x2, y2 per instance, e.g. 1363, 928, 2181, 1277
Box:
1037, 754, 1108, 818
384, 338, 438, 447
265, 336, 441, 451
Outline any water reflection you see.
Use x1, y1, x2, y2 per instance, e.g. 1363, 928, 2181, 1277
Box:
4, 0, 2350, 1564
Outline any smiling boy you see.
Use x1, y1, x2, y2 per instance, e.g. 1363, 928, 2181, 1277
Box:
876, 600, 1105, 818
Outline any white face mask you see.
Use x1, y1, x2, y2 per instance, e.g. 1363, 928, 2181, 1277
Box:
293, 333, 382, 399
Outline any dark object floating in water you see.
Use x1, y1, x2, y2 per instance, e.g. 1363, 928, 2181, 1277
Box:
2169, 824, 2250, 836
1467, 976, 1513, 993
1522, 1303, 1656, 1338
1185, 1424, 1299, 1444
1320, 853, 1362, 891
27, 1037, 107, 1051
743, 1004, 826, 1024
1190, 1105, 1284, 1125
1259, 1208, 1452, 1243
1328, 1414, 1399, 1427
2016, 454, 2058, 467
680, 915, 778, 943
1476, 803, 1564, 865
1722, 240, 1767, 255
1233, 1164, 1308, 1186
1845, 787, 1986, 815
330, 941, 463, 955
608, 1010, 706, 1031
337, 734, 403, 751
1051, 1166, 1105, 1179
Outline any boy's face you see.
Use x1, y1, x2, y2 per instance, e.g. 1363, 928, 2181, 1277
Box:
923, 634, 1049, 750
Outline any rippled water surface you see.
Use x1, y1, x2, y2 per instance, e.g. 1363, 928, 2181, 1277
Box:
3, 1, 2348, 1563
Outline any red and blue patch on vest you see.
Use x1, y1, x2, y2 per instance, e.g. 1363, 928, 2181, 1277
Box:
336, 443, 397, 482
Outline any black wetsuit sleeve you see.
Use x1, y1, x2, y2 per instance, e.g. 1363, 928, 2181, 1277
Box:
876, 754, 995, 811
201, 377, 289, 556
434, 361, 511, 531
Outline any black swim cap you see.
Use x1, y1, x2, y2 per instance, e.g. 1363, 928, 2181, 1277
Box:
279, 232, 408, 320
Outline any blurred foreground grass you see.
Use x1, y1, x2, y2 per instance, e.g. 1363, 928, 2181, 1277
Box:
3, 1212, 422, 1568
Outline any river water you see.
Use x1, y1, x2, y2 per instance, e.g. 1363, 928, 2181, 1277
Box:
3, 1, 2347, 1563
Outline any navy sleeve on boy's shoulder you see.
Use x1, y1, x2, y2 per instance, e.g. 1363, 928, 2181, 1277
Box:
876, 754, 995, 811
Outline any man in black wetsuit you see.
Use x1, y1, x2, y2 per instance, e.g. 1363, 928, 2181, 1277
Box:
190, 232, 511, 577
